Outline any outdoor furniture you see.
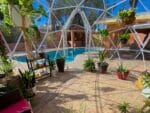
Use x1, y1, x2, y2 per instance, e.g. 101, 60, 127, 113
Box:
0, 88, 33, 113
26, 54, 53, 80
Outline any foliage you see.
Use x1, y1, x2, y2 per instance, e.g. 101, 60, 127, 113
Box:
98, 29, 109, 38
19, 70, 35, 89
117, 64, 128, 73
0, 4, 14, 33
0, 35, 6, 56
57, 56, 65, 61
0, 56, 13, 74
83, 58, 95, 72
98, 49, 108, 65
140, 98, 150, 113
119, 33, 130, 41
0, 0, 47, 32
25, 25, 41, 49
49, 60, 55, 70
118, 8, 136, 19
143, 72, 150, 88
118, 102, 130, 113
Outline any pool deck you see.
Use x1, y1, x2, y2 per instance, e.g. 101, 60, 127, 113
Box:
11, 53, 150, 113
32, 70, 145, 113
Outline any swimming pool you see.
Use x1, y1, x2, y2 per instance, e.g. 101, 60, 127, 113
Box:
16, 47, 90, 62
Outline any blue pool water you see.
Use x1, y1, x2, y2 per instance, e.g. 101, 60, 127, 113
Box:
16, 48, 88, 62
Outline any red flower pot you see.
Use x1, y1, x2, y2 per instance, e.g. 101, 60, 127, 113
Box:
116, 71, 129, 80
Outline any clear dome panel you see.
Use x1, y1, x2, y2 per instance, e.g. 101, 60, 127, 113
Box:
82, 0, 104, 9
75, 0, 83, 4
82, 8, 103, 25
53, 8, 75, 26
53, 0, 76, 8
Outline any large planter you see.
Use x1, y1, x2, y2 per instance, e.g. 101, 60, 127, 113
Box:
56, 59, 65, 72
116, 71, 129, 80
98, 63, 109, 74
122, 16, 136, 25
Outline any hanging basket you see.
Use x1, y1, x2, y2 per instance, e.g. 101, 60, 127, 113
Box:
9, 5, 31, 28
121, 16, 136, 25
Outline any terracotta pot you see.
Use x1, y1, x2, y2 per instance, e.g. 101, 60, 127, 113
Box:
116, 71, 129, 80
120, 38, 128, 44
122, 16, 136, 25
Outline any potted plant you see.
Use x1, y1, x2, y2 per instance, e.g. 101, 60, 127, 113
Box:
48, 60, 56, 76
118, 8, 136, 25
56, 56, 65, 72
84, 58, 95, 72
19, 70, 35, 98
116, 64, 129, 80
97, 50, 109, 73
98, 29, 109, 38
118, 102, 130, 113
119, 33, 130, 44
97, 29, 109, 48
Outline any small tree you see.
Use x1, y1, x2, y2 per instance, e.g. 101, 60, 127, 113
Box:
0, 0, 47, 58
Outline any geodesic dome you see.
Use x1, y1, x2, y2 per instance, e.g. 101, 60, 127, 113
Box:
1, 0, 150, 70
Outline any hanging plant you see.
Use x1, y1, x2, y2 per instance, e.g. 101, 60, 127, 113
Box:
118, 8, 136, 25
119, 33, 130, 44
98, 29, 109, 39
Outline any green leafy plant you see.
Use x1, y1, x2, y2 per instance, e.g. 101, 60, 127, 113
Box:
118, 8, 136, 19
98, 29, 109, 38
19, 70, 35, 89
84, 58, 95, 72
118, 102, 130, 113
0, 56, 13, 75
119, 33, 130, 41
117, 64, 128, 73
143, 72, 150, 88
57, 56, 65, 61
98, 49, 108, 65
49, 60, 55, 70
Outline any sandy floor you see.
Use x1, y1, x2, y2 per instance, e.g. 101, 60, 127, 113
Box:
32, 69, 145, 113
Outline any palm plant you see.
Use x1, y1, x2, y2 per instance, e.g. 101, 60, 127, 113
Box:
143, 72, 150, 88
118, 102, 130, 113
97, 49, 109, 73
117, 64, 129, 80
84, 58, 95, 72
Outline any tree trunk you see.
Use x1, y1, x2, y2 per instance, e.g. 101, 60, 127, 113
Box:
48, 0, 55, 31
21, 16, 33, 59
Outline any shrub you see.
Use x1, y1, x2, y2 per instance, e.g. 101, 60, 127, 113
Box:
84, 59, 95, 72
